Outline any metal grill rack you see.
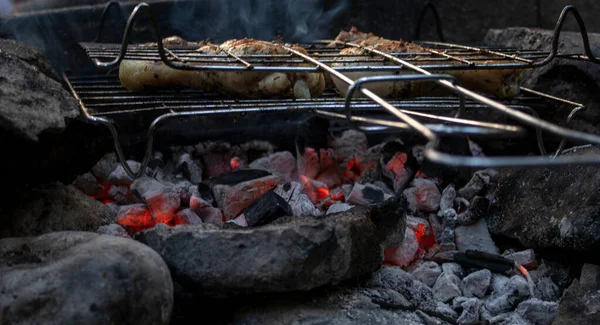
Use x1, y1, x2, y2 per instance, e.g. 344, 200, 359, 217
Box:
66, 2, 600, 179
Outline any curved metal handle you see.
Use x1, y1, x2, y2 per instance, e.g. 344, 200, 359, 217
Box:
414, 2, 445, 42
343, 74, 464, 123
94, 1, 126, 43
536, 5, 600, 66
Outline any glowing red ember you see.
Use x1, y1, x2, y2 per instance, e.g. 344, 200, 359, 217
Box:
230, 157, 240, 170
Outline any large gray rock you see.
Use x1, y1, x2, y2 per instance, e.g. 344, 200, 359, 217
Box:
486, 146, 600, 252
0, 183, 113, 238
0, 39, 110, 185
553, 264, 600, 325
0, 231, 173, 325
136, 208, 383, 296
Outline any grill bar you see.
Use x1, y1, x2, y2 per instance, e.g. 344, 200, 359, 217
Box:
69, 2, 600, 179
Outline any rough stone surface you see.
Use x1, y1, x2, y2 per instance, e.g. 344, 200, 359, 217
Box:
96, 224, 131, 238
486, 147, 600, 252
515, 298, 558, 325
223, 285, 429, 325
136, 208, 382, 296
0, 39, 111, 185
0, 183, 113, 238
454, 219, 499, 254
411, 261, 442, 288
461, 269, 492, 298
432, 272, 462, 303
0, 231, 173, 325
553, 263, 600, 325
485, 275, 531, 315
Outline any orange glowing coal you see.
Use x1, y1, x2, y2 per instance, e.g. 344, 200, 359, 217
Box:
316, 187, 330, 200
230, 157, 240, 170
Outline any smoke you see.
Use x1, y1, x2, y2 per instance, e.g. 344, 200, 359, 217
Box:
0, 0, 11, 14
169, 0, 348, 42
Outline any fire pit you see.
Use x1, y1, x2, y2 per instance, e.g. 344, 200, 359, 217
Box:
3, 1, 600, 325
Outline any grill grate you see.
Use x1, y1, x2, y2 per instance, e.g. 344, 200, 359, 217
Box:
66, 2, 600, 179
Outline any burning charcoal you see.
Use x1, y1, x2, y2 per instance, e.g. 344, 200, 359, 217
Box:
108, 185, 135, 205
370, 195, 409, 249
210, 169, 280, 220
455, 196, 490, 226
454, 197, 470, 212
461, 269, 492, 298
131, 176, 181, 217
91, 152, 118, 182
428, 213, 444, 241
491, 274, 510, 293
485, 275, 531, 315
176, 208, 202, 225
454, 219, 499, 254
195, 207, 224, 223
347, 183, 392, 206
439, 184, 456, 211
329, 129, 368, 163
381, 152, 414, 193
195, 141, 247, 178
432, 272, 462, 303
442, 263, 464, 279
373, 181, 395, 195
411, 261, 442, 287
326, 202, 354, 215
274, 182, 322, 217
361, 287, 412, 310
406, 216, 435, 250
457, 169, 498, 200
456, 298, 481, 325
535, 277, 560, 301
176, 153, 203, 184
115, 203, 157, 233
299, 176, 329, 205
242, 191, 291, 227
249, 151, 297, 183
384, 228, 419, 268
370, 266, 437, 312
515, 298, 558, 325
73, 172, 103, 197
105, 203, 119, 218
97, 224, 131, 238
403, 178, 441, 213
108, 160, 143, 186
504, 249, 537, 269
296, 146, 341, 187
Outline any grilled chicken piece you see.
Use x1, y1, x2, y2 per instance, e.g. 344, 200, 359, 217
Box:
119, 38, 325, 99
329, 28, 525, 99
327, 26, 378, 47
